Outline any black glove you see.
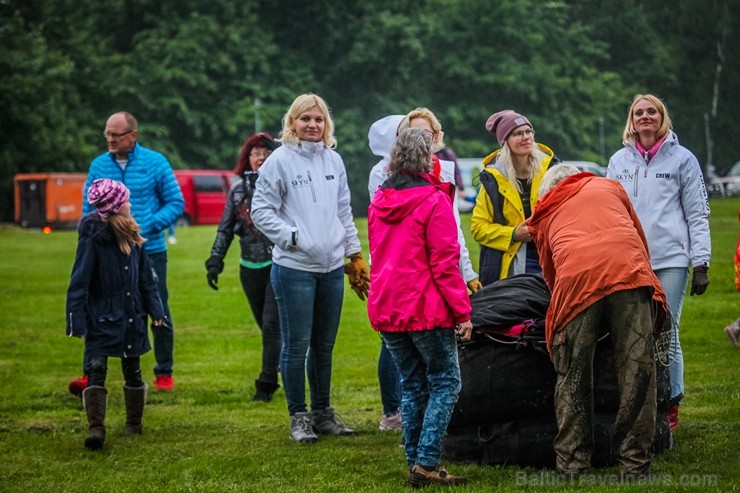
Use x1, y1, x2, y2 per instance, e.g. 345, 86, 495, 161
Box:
690, 265, 709, 296
205, 256, 224, 291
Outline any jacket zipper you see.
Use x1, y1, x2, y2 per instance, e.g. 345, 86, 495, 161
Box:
633, 166, 639, 197
307, 170, 316, 203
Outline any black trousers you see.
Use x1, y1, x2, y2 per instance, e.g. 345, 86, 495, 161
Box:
240, 264, 281, 384
88, 355, 145, 388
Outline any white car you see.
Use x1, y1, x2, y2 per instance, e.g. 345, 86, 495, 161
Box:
562, 160, 607, 177
723, 161, 740, 197
456, 158, 483, 213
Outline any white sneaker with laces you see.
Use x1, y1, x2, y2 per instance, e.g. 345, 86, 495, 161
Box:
724, 319, 740, 348
290, 412, 319, 443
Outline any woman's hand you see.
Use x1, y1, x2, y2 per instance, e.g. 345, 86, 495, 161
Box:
152, 319, 164, 327
514, 220, 532, 243
455, 320, 474, 342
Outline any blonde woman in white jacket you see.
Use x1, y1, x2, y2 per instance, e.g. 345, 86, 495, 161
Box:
607, 93, 711, 431
251, 94, 369, 443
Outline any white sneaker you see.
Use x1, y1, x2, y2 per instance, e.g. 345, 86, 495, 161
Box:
379, 409, 402, 431
724, 319, 740, 348
290, 412, 319, 443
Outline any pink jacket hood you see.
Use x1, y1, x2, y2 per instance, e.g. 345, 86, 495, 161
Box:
368, 175, 471, 332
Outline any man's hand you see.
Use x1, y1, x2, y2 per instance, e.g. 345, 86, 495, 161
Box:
344, 252, 370, 300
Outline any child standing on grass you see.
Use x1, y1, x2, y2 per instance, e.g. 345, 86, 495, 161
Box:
66, 179, 164, 450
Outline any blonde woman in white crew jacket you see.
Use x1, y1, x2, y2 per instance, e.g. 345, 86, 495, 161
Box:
251, 93, 369, 443
607, 93, 711, 431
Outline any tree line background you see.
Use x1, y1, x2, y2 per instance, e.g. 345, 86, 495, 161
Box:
1, 0, 737, 221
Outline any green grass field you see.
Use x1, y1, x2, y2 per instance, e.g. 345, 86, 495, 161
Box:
1, 198, 738, 492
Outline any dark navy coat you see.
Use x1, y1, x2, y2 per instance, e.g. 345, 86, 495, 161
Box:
66, 213, 164, 358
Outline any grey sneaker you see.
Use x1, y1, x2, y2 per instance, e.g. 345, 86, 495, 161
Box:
311, 407, 355, 435
379, 409, 402, 431
724, 319, 740, 348
290, 412, 319, 443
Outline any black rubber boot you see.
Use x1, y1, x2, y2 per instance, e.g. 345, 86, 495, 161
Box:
123, 384, 147, 436
83, 386, 108, 450
252, 380, 280, 402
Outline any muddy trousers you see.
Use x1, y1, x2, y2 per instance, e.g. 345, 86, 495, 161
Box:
552, 288, 657, 475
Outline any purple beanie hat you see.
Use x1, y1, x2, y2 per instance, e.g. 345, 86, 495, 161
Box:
485, 110, 532, 146
87, 178, 130, 218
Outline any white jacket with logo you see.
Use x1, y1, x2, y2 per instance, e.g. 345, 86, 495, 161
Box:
251, 140, 361, 273
606, 130, 711, 270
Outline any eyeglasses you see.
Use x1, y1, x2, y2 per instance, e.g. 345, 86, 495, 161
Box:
510, 129, 535, 140
250, 150, 272, 158
103, 130, 134, 139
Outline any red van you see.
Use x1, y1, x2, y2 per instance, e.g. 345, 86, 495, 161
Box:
174, 170, 238, 226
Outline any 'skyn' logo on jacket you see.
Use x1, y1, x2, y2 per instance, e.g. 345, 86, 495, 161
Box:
612, 168, 636, 181
291, 175, 310, 189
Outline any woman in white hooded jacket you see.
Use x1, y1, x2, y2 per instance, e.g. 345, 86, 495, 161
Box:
607, 93, 711, 431
251, 93, 369, 443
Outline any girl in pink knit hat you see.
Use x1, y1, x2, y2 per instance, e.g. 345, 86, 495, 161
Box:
66, 178, 165, 450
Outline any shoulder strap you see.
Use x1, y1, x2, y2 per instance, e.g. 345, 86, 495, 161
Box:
548, 154, 562, 170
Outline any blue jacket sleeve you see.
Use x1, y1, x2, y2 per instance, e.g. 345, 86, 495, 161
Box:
66, 234, 95, 337
150, 158, 185, 233
138, 248, 165, 320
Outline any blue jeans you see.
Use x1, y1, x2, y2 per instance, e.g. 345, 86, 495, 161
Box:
382, 329, 461, 469
148, 252, 174, 377
378, 338, 401, 415
271, 264, 344, 415
655, 267, 689, 403
81, 251, 174, 377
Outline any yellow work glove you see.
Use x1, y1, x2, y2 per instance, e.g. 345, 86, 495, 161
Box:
467, 278, 483, 293
344, 252, 370, 301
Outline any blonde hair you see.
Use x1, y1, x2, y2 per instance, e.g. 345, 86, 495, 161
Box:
279, 93, 336, 148
107, 213, 146, 255
398, 107, 445, 153
497, 142, 542, 192
388, 128, 433, 176
622, 94, 673, 143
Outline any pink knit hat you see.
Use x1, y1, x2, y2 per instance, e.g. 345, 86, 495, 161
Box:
87, 178, 130, 218
485, 110, 532, 146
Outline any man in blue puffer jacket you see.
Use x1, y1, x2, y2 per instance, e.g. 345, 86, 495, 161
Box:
68, 111, 184, 394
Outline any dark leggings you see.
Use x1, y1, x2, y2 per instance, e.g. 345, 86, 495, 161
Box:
239, 265, 281, 385
87, 355, 145, 388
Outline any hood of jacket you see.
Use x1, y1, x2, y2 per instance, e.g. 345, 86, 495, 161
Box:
368, 115, 405, 159
529, 172, 595, 226
78, 212, 116, 245
282, 139, 329, 158
371, 174, 453, 224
